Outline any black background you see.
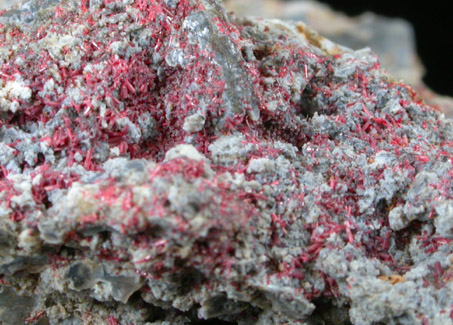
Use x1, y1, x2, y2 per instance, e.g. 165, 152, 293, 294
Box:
316, 0, 452, 96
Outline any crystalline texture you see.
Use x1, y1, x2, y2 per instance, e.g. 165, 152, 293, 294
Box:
0, 0, 452, 324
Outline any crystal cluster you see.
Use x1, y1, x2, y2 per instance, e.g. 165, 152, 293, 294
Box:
0, 0, 452, 324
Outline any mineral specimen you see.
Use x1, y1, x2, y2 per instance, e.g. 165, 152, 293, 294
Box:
226, 0, 425, 87
0, 0, 452, 324
225, 0, 453, 119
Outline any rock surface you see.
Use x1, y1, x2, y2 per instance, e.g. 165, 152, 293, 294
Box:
0, 0, 452, 324
225, 0, 453, 119
226, 0, 424, 85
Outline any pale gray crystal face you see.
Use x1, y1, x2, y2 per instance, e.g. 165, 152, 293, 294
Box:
0, 0, 61, 23
0, 286, 35, 324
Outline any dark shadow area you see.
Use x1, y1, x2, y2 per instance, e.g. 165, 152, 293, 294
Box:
316, 0, 453, 96
191, 320, 236, 324
307, 297, 351, 325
